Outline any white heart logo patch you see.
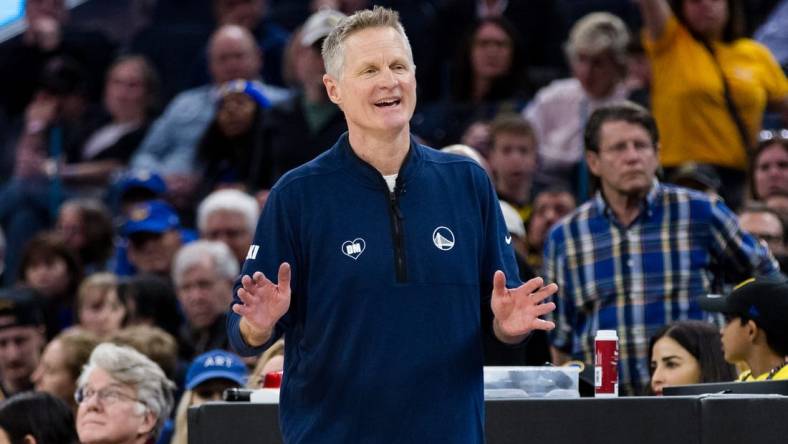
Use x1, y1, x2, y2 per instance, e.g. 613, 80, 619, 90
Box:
341, 238, 366, 260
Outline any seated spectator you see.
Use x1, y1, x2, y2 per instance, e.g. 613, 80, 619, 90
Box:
196, 80, 271, 195
18, 232, 82, 337
0, 0, 115, 120
197, 189, 259, 264
526, 187, 576, 275
414, 17, 530, 147
202, 0, 290, 88
57, 56, 160, 191
524, 12, 631, 201
74, 343, 175, 444
701, 278, 788, 381
487, 114, 538, 219
56, 198, 115, 274
76, 273, 128, 338
172, 241, 238, 360
750, 129, 788, 202
31, 328, 99, 411
171, 350, 248, 444
247, 339, 284, 389
258, 9, 348, 190
638, 0, 788, 211
130, 25, 290, 212
118, 274, 182, 341
649, 320, 736, 395
0, 392, 79, 444
0, 287, 46, 398
121, 201, 190, 279
738, 203, 787, 270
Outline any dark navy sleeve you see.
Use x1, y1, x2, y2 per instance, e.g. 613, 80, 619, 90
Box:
478, 168, 522, 295
227, 187, 299, 356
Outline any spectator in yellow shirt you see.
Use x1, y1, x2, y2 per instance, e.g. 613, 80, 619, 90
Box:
638, 0, 788, 210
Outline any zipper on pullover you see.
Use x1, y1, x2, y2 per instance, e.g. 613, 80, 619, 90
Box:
388, 187, 407, 282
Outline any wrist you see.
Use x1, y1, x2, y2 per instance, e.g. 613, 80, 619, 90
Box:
240, 317, 272, 347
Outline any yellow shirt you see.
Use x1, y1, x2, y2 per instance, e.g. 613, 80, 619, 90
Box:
737, 363, 788, 381
643, 15, 788, 170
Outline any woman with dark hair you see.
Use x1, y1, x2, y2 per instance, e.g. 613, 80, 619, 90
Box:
450, 16, 531, 104
18, 232, 83, 338
0, 391, 79, 444
638, 0, 788, 211
56, 197, 114, 274
750, 129, 788, 201
649, 320, 737, 395
413, 17, 531, 148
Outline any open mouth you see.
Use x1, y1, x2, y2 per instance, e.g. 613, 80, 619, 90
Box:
374, 98, 401, 108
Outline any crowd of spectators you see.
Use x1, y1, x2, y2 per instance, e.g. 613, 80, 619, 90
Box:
0, 0, 787, 441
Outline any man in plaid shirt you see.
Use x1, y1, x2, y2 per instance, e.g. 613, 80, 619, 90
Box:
544, 102, 780, 395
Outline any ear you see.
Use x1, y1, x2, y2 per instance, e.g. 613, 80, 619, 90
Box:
585, 150, 601, 177
136, 409, 157, 436
323, 73, 342, 106
746, 319, 759, 342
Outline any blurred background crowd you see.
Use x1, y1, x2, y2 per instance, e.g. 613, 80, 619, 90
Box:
0, 0, 786, 443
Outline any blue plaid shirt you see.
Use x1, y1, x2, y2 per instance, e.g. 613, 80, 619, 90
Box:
544, 182, 779, 395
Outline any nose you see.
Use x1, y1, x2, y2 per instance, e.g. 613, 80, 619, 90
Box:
379, 67, 398, 89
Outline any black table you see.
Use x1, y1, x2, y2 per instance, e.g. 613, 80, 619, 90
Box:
188, 395, 788, 443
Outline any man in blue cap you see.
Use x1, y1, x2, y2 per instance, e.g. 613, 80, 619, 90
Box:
121, 200, 193, 278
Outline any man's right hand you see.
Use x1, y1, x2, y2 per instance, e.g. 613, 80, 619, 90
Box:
233, 262, 292, 347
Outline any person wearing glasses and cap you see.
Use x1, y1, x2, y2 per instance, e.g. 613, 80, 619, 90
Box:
700, 277, 788, 381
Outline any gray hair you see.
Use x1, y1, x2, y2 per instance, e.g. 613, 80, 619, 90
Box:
172, 240, 239, 287
197, 189, 259, 234
565, 12, 630, 69
321, 6, 414, 79
77, 343, 175, 439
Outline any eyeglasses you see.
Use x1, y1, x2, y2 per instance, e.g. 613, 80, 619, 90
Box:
74, 385, 143, 407
758, 129, 788, 143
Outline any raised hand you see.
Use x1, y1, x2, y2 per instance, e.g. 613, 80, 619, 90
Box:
491, 271, 557, 341
232, 262, 291, 345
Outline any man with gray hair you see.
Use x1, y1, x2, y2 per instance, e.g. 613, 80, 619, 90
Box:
75, 342, 175, 444
524, 12, 632, 201
229, 6, 556, 443
197, 189, 260, 264
174, 240, 238, 360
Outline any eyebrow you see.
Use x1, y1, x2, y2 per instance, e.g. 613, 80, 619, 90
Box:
660, 355, 681, 362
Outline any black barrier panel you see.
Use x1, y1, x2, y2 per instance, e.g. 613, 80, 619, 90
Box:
700, 396, 788, 444
188, 396, 788, 444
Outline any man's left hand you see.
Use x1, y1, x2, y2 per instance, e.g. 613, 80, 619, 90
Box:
491, 271, 557, 343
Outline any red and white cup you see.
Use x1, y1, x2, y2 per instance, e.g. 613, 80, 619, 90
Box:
263, 371, 283, 388
595, 330, 619, 397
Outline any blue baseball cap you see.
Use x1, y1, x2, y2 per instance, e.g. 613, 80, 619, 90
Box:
217, 79, 271, 109
186, 350, 248, 390
117, 170, 167, 197
122, 200, 180, 236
